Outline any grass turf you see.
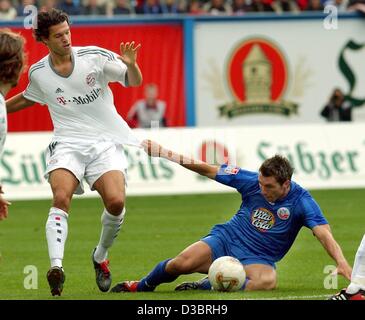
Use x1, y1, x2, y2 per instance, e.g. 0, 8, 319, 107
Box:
0, 189, 363, 300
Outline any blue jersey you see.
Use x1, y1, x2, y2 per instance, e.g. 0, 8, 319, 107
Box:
212, 164, 328, 263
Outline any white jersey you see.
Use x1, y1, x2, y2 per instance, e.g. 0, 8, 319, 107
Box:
23, 46, 141, 147
0, 93, 7, 157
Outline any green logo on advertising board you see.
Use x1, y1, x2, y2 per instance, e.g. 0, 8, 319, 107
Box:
123, 149, 174, 181
0, 148, 175, 187
257, 141, 360, 180
339, 40, 365, 108
0, 150, 47, 185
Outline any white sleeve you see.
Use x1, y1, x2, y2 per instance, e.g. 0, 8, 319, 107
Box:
103, 58, 128, 86
23, 73, 45, 105
0, 100, 7, 156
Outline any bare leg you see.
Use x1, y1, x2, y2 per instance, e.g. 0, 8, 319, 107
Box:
92, 170, 126, 262
244, 264, 277, 291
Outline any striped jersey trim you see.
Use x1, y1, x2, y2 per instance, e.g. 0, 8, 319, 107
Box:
29, 61, 45, 72
29, 64, 46, 78
77, 47, 114, 58
48, 141, 58, 157
77, 49, 115, 61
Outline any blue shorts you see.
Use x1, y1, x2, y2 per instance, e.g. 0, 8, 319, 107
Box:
201, 232, 276, 269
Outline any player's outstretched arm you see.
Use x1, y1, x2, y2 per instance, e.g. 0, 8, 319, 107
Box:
313, 224, 352, 280
142, 139, 219, 180
0, 185, 11, 221
118, 41, 142, 87
6, 92, 35, 113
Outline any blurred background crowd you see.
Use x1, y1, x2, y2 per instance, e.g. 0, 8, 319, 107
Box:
1, 0, 365, 20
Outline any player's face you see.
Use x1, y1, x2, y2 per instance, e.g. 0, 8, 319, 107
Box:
258, 174, 290, 203
44, 21, 72, 56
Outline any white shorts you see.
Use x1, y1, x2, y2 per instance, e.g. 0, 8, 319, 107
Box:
44, 140, 128, 195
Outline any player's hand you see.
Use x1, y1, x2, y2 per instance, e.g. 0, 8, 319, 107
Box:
332, 263, 352, 281
142, 139, 163, 157
0, 195, 11, 221
118, 41, 141, 66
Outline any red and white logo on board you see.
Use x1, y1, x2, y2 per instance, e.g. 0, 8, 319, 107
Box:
218, 37, 299, 118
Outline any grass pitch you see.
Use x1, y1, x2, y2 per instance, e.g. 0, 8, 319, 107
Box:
0, 189, 363, 300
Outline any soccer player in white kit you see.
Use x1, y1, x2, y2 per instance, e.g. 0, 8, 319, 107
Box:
0, 29, 25, 221
329, 234, 365, 300
6, 9, 143, 296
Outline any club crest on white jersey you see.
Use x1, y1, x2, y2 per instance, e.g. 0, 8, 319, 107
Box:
86, 72, 96, 87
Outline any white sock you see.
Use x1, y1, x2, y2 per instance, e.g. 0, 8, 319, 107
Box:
93, 208, 125, 263
346, 234, 365, 294
46, 207, 68, 269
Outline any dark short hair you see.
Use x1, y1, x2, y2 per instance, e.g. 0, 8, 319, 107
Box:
0, 29, 25, 85
259, 155, 294, 185
34, 9, 70, 42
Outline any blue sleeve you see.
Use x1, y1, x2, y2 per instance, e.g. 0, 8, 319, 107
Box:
215, 164, 258, 194
297, 194, 328, 229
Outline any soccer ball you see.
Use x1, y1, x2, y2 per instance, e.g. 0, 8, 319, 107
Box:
208, 256, 246, 292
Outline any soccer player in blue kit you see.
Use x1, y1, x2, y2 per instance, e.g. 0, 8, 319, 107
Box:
111, 140, 352, 293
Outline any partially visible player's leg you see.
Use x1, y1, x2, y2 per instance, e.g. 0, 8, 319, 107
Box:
347, 234, 365, 294
243, 264, 276, 291
328, 234, 365, 300
174, 233, 230, 291
47, 168, 79, 268
111, 241, 213, 292
46, 168, 79, 296
91, 170, 126, 291
166, 240, 213, 275
175, 262, 275, 292
92, 170, 125, 261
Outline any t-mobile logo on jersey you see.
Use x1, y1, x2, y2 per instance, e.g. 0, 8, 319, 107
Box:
72, 88, 102, 105
57, 97, 67, 105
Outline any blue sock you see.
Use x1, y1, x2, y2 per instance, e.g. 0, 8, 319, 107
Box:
137, 259, 178, 292
197, 277, 212, 290
240, 277, 249, 290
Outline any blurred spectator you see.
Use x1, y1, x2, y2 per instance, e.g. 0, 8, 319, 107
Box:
40, 0, 59, 12
135, 0, 164, 14
82, 0, 107, 14
271, 0, 300, 13
348, 0, 365, 6
305, 0, 324, 10
162, 0, 187, 13
17, 0, 37, 17
113, 0, 132, 14
0, 0, 17, 19
246, 0, 274, 12
203, 0, 232, 14
127, 83, 167, 128
296, 0, 308, 10
232, 0, 249, 14
324, 0, 348, 12
320, 88, 353, 122
347, 0, 365, 13
58, 0, 82, 15
187, 0, 206, 14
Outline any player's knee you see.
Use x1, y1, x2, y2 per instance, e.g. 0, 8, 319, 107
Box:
52, 190, 72, 212
105, 197, 125, 215
166, 256, 194, 275
257, 276, 276, 290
